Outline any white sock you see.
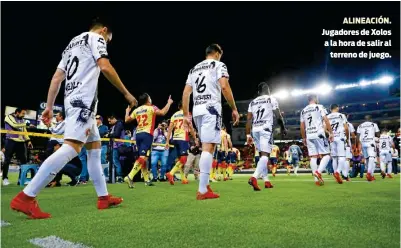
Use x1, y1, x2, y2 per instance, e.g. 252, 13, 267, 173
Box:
199, 151, 213, 194
294, 166, 299, 175
253, 156, 268, 178
387, 162, 392, 174
338, 157, 345, 174
332, 157, 338, 172
87, 149, 108, 197
310, 157, 318, 181
343, 160, 350, 178
318, 155, 331, 173
380, 157, 386, 172
368, 157, 375, 174
24, 144, 77, 197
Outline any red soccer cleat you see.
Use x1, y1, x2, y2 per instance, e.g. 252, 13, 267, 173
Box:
315, 181, 322, 186
182, 179, 189, 184
206, 185, 214, 193
366, 173, 374, 181
314, 171, 324, 185
265, 181, 274, 188
97, 195, 123, 210
223, 177, 229, 181
334, 172, 343, 184
248, 177, 261, 191
10, 192, 51, 219
166, 172, 175, 185
386, 174, 393, 178
196, 191, 220, 200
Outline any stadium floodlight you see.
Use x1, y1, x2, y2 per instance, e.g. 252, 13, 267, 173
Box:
378, 75, 394, 84
316, 83, 332, 95
273, 90, 289, 100
359, 80, 370, 87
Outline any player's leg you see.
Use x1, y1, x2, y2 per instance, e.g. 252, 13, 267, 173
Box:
194, 154, 200, 180
195, 114, 220, 200
167, 141, 188, 184
184, 153, 195, 181
293, 159, 299, 175
386, 152, 393, 178
210, 149, 218, 182
126, 134, 150, 187
334, 140, 345, 183
221, 152, 228, 181
316, 138, 332, 183
11, 108, 93, 219
365, 146, 376, 181
379, 152, 387, 179
306, 139, 320, 185
2, 140, 17, 185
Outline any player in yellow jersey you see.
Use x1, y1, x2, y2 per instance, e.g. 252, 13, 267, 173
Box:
227, 147, 240, 179
270, 144, 280, 177
166, 101, 196, 185
124, 93, 173, 188
217, 126, 231, 181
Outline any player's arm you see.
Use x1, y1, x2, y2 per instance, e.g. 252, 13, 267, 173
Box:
323, 116, 333, 138
46, 68, 66, 110
125, 106, 135, 123
273, 108, 286, 136
374, 124, 380, 138
344, 123, 349, 143
228, 135, 233, 149
165, 121, 174, 148
182, 84, 192, 117
97, 59, 136, 106
300, 120, 306, 145
188, 121, 197, 139
155, 95, 173, 116
219, 77, 239, 126
245, 112, 253, 144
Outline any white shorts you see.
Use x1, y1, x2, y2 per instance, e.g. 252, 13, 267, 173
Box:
330, 139, 346, 157
380, 150, 392, 163
64, 108, 100, 143
194, 114, 221, 144
361, 143, 376, 159
346, 147, 352, 159
252, 130, 273, 153
307, 138, 330, 156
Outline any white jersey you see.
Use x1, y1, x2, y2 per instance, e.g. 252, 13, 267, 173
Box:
57, 32, 108, 113
327, 112, 347, 140
357, 121, 379, 146
347, 122, 355, 146
186, 59, 229, 117
247, 95, 279, 132
300, 104, 327, 140
379, 134, 393, 151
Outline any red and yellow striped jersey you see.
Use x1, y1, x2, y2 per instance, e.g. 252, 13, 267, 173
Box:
131, 105, 159, 135
171, 110, 189, 141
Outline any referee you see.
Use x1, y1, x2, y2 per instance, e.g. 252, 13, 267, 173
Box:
2, 108, 33, 186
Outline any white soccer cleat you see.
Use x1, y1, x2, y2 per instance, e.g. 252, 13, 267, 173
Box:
3, 179, 10, 186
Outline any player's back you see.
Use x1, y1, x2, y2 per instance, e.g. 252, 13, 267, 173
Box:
357, 121, 379, 145
132, 105, 158, 135
59, 32, 108, 112
327, 112, 347, 140
300, 104, 326, 139
186, 59, 228, 117
290, 145, 301, 157
271, 145, 279, 158
379, 134, 392, 151
171, 110, 188, 141
248, 95, 279, 132
220, 130, 229, 152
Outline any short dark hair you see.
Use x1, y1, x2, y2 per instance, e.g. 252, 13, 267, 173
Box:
57, 111, 65, 119
257, 82, 270, 96
206, 44, 222, 56
307, 94, 318, 102
14, 108, 26, 114
89, 17, 112, 33
138, 93, 150, 106
330, 104, 339, 110
108, 114, 117, 120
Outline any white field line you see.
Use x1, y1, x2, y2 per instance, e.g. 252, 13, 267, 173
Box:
29, 236, 91, 248
1, 220, 11, 227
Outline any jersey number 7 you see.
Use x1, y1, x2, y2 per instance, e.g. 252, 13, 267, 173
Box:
174, 119, 183, 129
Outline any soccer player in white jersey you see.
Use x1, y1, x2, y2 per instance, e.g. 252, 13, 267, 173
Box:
246, 82, 286, 191
10, 18, 137, 219
379, 129, 395, 179
327, 104, 349, 184
344, 118, 356, 181
357, 116, 380, 181
300, 94, 334, 186
182, 44, 239, 200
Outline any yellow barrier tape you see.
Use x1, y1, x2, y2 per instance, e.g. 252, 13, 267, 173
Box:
0, 129, 174, 147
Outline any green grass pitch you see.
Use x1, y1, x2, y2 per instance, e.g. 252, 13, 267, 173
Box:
1, 173, 400, 248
